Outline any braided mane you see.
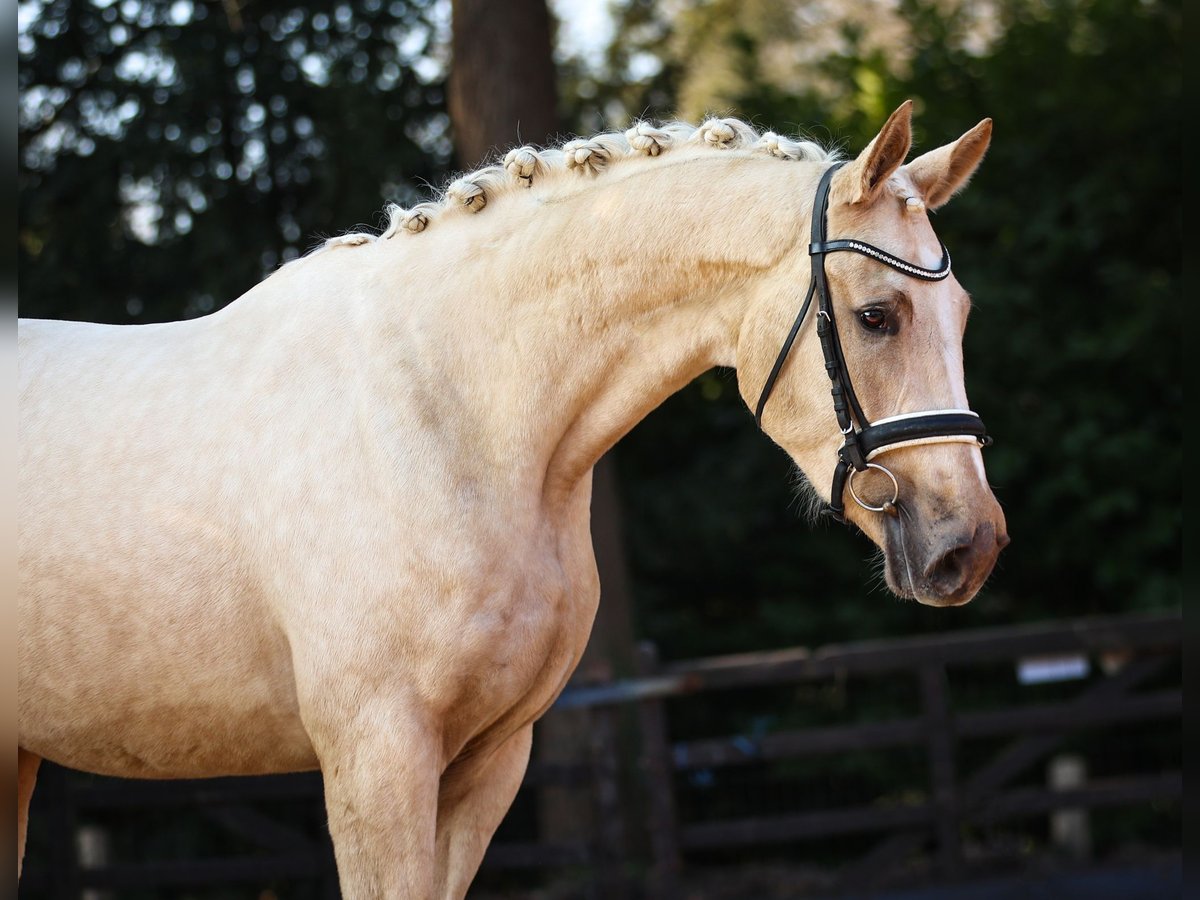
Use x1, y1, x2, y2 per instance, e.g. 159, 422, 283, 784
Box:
315, 117, 839, 252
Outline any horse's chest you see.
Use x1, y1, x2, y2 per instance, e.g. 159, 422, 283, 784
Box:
418, 521, 601, 739
465, 559, 595, 693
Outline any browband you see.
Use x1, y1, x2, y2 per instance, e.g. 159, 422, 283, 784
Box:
808, 240, 952, 282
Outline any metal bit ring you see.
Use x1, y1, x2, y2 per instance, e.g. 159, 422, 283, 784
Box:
847, 462, 900, 513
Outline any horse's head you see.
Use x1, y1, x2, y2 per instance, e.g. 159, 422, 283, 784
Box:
741, 101, 1008, 607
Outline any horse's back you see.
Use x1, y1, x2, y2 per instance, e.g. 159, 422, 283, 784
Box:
17, 313, 319, 777
19, 314, 234, 553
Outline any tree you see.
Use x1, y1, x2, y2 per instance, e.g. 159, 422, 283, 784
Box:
19, 0, 449, 324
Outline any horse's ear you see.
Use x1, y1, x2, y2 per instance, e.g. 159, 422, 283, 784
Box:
906, 118, 993, 210
838, 100, 913, 205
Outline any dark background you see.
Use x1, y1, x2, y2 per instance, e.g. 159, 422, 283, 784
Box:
18, 0, 1180, 895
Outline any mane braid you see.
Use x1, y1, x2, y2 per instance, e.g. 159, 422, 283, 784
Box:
309, 117, 838, 254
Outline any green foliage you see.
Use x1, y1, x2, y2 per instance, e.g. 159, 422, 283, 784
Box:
568, 0, 1181, 659
916, 0, 1181, 614
19, 0, 449, 324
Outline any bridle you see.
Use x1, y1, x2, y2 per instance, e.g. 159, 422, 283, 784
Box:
754, 161, 991, 523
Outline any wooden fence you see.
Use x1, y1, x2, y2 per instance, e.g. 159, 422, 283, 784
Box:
20, 610, 1181, 898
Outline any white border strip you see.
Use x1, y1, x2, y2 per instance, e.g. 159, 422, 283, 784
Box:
867, 434, 981, 460
869, 408, 980, 428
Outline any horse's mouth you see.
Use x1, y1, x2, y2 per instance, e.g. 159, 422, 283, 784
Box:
882, 510, 1006, 607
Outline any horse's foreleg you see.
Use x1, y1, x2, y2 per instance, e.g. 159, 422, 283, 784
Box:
17, 748, 42, 878
433, 726, 533, 900
314, 708, 442, 899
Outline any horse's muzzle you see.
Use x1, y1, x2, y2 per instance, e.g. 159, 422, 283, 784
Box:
920, 520, 1009, 606
884, 511, 1009, 607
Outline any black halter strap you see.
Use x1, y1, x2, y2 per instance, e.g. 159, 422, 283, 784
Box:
754, 162, 991, 522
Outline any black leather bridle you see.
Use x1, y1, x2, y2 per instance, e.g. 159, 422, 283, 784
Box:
754, 161, 991, 522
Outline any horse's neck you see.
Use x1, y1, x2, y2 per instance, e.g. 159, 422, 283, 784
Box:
351, 155, 815, 510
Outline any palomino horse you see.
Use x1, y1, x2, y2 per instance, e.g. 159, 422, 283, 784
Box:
18, 101, 1007, 897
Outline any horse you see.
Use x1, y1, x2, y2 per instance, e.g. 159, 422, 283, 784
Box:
17, 101, 1007, 898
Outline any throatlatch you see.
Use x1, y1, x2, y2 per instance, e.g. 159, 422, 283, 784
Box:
754, 162, 991, 522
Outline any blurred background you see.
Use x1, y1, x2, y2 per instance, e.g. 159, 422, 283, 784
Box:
18, 0, 1180, 897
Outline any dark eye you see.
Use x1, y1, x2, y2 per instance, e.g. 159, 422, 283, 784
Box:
859, 307, 890, 331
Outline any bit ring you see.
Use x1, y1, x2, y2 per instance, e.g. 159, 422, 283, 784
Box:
847, 463, 900, 513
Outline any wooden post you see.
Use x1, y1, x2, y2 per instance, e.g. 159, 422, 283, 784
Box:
636, 642, 682, 900
588, 704, 630, 898
920, 663, 962, 877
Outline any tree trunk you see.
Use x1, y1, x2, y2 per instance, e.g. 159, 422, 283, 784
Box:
446, 1, 635, 674
447, 0, 637, 861
448, 0, 561, 166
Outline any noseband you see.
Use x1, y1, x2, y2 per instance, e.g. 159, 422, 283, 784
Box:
754, 162, 991, 522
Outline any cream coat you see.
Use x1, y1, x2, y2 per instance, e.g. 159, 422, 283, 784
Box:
18, 104, 1006, 897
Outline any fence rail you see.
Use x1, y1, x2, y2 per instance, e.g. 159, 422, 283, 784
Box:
556, 610, 1179, 706
20, 610, 1181, 898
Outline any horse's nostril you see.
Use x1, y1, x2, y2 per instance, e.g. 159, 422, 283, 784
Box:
908, 521, 1003, 605
924, 521, 1000, 591
927, 540, 973, 584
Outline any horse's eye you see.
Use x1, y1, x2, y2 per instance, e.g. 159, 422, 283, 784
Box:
859, 308, 889, 331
